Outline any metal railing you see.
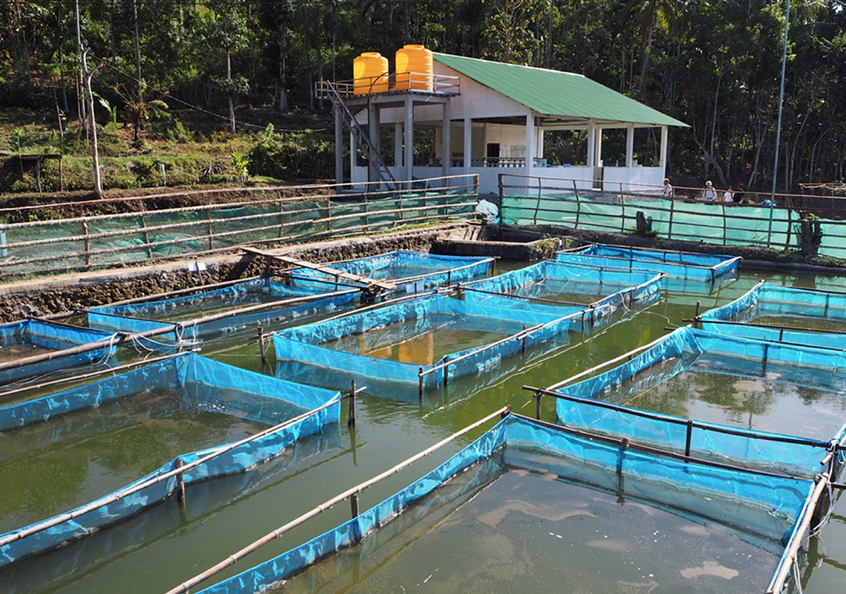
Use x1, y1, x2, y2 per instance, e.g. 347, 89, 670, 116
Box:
499, 174, 846, 259
0, 175, 478, 280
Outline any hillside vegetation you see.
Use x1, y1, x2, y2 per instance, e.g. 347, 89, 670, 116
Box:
2, 0, 846, 198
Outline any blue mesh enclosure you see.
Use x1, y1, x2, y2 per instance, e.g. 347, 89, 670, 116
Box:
87, 277, 357, 348
291, 250, 493, 293
703, 283, 846, 323
0, 319, 117, 385
274, 294, 582, 394
462, 259, 663, 315
556, 326, 846, 476
0, 352, 340, 566
195, 414, 813, 594
557, 243, 740, 281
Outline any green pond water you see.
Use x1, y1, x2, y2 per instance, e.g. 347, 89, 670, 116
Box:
0, 266, 845, 593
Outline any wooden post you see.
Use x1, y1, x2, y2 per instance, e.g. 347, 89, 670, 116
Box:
347, 379, 356, 426
82, 220, 91, 269
140, 213, 153, 259
175, 457, 186, 504
443, 355, 449, 387
535, 390, 542, 420
418, 367, 425, 403
693, 301, 701, 328
350, 492, 360, 519
258, 325, 267, 364
684, 419, 693, 457
206, 209, 214, 251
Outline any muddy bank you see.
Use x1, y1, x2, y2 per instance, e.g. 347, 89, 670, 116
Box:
0, 225, 452, 323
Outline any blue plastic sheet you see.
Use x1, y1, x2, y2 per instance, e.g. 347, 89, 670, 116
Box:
701, 283, 846, 348
87, 277, 356, 348
462, 259, 663, 316
0, 319, 117, 385
274, 293, 583, 394
196, 414, 813, 594
291, 250, 493, 294
0, 352, 340, 566
556, 243, 740, 281
555, 326, 845, 477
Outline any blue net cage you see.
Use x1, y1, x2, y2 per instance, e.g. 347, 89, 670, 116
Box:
0, 352, 341, 566
0, 319, 118, 386
274, 293, 584, 398
87, 277, 357, 348
461, 259, 663, 315
556, 243, 741, 282
701, 283, 846, 348
192, 413, 814, 594
290, 250, 494, 293
554, 326, 846, 478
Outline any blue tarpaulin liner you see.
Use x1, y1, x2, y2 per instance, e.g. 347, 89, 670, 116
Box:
194, 413, 814, 594
556, 243, 741, 282
554, 326, 846, 477
291, 250, 494, 293
87, 277, 356, 346
0, 319, 117, 385
461, 259, 663, 315
0, 352, 340, 566
701, 283, 846, 348
274, 293, 583, 395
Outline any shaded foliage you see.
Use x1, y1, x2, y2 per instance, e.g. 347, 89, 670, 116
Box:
1, 0, 845, 190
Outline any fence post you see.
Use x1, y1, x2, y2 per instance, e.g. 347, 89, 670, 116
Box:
257, 325, 267, 364
140, 214, 153, 259
722, 203, 727, 246
327, 196, 332, 233
573, 180, 581, 230
278, 199, 285, 239
766, 203, 776, 248
206, 209, 214, 251
619, 183, 626, 233
82, 220, 91, 269
535, 390, 542, 420
668, 198, 675, 240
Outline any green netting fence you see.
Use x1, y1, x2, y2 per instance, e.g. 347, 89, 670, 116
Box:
500, 174, 846, 260
0, 176, 477, 280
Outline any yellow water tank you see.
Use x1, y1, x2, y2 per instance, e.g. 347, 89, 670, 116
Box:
395, 44, 433, 91
353, 52, 389, 95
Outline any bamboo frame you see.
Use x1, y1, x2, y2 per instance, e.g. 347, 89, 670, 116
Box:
163, 406, 509, 594
0, 393, 351, 549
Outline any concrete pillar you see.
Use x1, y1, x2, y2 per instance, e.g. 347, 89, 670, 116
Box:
367, 101, 379, 184
404, 97, 414, 184
442, 101, 451, 178
463, 118, 472, 171
587, 121, 596, 168
395, 122, 403, 168
525, 113, 535, 172
660, 125, 669, 168
625, 125, 634, 168
595, 127, 603, 167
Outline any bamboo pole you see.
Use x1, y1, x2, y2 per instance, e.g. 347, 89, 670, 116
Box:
0, 289, 357, 376
766, 474, 831, 594
163, 406, 510, 594
545, 332, 672, 392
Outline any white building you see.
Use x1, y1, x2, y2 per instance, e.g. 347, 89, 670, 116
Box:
324, 53, 687, 196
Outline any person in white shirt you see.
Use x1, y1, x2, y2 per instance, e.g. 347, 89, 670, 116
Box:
723, 187, 734, 203
702, 180, 717, 202
660, 178, 673, 198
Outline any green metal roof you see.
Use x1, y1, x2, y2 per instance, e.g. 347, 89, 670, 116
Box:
433, 53, 687, 127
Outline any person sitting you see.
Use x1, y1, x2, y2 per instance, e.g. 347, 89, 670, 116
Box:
702, 180, 717, 202
660, 178, 673, 198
